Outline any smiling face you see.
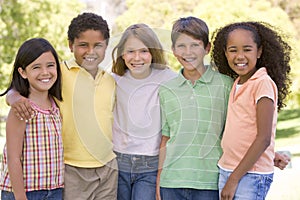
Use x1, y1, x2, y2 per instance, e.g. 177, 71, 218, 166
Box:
173, 33, 210, 73
122, 36, 152, 79
225, 28, 262, 84
18, 51, 57, 95
69, 29, 107, 78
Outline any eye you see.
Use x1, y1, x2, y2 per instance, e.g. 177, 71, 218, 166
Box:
47, 63, 56, 68
78, 43, 88, 47
227, 48, 237, 53
244, 48, 252, 52
32, 65, 40, 70
95, 43, 103, 48
141, 49, 149, 53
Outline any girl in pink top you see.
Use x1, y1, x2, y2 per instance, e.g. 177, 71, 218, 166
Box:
211, 22, 291, 200
0, 38, 63, 200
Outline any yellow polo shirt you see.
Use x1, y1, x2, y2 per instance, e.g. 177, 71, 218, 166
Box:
59, 59, 116, 168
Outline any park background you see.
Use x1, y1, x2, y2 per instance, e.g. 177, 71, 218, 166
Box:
0, 0, 299, 199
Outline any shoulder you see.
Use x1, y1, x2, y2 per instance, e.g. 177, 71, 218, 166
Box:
101, 70, 116, 83
211, 69, 234, 86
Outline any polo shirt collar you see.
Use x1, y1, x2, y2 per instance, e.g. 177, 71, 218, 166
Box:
176, 65, 214, 86
235, 67, 267, 84
64, 59, 80, 70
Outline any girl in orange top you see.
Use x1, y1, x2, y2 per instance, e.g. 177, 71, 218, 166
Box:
211, 22, 291, 200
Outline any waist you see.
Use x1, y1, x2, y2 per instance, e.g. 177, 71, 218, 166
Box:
114, 151, 159, 173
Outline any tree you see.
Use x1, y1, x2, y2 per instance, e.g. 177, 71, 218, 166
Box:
113, 0, 300, 108
0, 0, 85, 89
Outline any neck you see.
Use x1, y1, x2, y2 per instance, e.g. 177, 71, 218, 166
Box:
28, 91, 51, 109
183, 66, 206, 84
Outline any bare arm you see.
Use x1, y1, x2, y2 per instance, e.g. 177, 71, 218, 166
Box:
6, 89, 33, 120
220, 97, 274, 200
6, 109, 27, 200
156, 135, 170, 200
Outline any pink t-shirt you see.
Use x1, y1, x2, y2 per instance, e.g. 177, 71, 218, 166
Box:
218, 67, 277, 173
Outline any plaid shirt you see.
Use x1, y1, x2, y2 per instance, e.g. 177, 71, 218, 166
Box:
0, 98, 64, 192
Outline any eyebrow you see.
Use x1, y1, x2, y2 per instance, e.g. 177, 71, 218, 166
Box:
227, 44, 254, 49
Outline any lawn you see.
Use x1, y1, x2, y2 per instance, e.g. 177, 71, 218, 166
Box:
275, 108, 300, 155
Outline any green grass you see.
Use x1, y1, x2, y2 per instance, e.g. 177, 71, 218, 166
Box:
275, 108, 300, 152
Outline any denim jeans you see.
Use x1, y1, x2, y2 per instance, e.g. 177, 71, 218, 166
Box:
219, 168, 273, 200
160, 187, 219, 200
1, 188, 63, 200
115, 151, 158, 200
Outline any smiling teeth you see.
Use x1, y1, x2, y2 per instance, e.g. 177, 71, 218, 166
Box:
184, 58, 194, 62
85, 58, 96, 62
237, 63, 246, 67
41, 79, 50, 83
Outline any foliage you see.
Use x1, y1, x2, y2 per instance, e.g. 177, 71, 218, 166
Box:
113, 0, 300, 108
0, 0, 85, 90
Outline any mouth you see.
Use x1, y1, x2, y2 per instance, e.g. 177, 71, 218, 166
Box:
235, 63, 247, 67
182, 57, 196, 63
39, 78, 51, 83
131, 63, 144, 68
84, 57, 97, 62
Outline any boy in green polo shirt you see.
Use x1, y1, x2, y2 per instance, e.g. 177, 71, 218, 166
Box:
156, 16, 233, 200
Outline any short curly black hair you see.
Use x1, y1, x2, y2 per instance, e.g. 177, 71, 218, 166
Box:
211, 21, 292, 111
67, 12, 110, 44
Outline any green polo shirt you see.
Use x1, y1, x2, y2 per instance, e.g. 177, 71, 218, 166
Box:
158, 66, 233, 190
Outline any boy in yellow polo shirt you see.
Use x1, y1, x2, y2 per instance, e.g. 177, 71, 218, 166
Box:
6, 12, 117, 200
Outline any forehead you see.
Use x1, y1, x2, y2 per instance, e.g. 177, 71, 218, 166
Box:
75, 29, 106, 43
175, 33, 204, 44
124, 36, 147, 49
227, 29, 255, 44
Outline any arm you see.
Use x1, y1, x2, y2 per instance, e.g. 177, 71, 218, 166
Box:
6, 89, 33, 120
156, 135, 169, 200
274, 151, 291, 170
220, 97, 274, 200
6, 109, 27, 200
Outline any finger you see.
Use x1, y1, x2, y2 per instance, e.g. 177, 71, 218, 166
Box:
13, 103, 33, 120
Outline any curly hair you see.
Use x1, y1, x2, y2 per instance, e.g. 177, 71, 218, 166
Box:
211, 21, 291, 111
67, 12, 110, 44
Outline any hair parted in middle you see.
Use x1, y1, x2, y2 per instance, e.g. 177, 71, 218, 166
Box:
112, 23, 167, 76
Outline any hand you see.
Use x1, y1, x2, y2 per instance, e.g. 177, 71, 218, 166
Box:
274, 151, 291, 170
11, 96, 34, 121
220, 177, 238, 200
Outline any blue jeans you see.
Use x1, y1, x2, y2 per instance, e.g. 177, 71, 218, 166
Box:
160, 187, 219, 200
219, 168, 273, 200
1, 188, 63, 200
115, 151, 158, 200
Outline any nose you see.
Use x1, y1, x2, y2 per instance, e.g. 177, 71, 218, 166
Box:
133, 51, 141, 60
236, 51, 245, 59
184, 46, 192, 55
87, 46, 95, 54
41, 67, 50, 75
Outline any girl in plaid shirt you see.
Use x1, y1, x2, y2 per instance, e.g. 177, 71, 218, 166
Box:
0, 38, 64, 200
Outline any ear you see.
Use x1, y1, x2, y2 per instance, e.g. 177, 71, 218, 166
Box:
18, 67, 27, 79
205, 42, 211, 54
257, 46, 263, 59
68, 40, 74, 53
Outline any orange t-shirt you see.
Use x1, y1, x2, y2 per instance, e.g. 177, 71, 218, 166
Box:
218, 68, 277, 173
